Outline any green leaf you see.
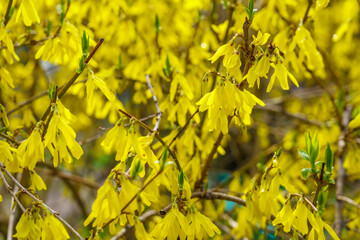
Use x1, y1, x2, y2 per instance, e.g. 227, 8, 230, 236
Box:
160, 147, 168, 170
305, 132, 312, 155
178, 169, 184, 192
276, 147, 282, 157
298, 149, 309, 161
301, 168, 312, 179
325, 143, 333, 173
155, 14, 161, 34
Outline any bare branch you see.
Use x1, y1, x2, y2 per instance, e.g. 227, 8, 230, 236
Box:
0, 161, 84, 240
335, 104, 353, 236
146, 74, 162, 131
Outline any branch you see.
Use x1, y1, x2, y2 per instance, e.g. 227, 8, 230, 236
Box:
7, 80, 87, 116
168, 109, 199, 147
337, 195, 360, 209
145, 74, 162, 131
0, 170, 26, 212
302, 0, 313, 25
0, 161, 84, 240
191, 191, 246, 206
0, 132, 20, 146
119, 108, 182, 170
289, 193, 318, 212
7, 173, 23, 239
335, 104, 353, 236
256, 104, 323, 127
196, 131, 224, 189
3, 0, 13, 26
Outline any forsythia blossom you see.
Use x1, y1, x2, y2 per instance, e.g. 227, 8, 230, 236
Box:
16, 0, 40, 26
17, 124, 44, 170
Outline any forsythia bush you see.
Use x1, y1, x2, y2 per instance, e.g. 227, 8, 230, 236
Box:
0, 0, 359, 239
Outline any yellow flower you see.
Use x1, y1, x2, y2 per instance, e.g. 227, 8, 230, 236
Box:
0, 26, 20, 63
266, 63, 299, 92
13, 208, 43, 240
134, 217, 154, 240
208, 43, 234, 64
187, 208, 221, 240
45, 107, 83, 167
151, 203, 190, 240
16, 0, 40, 26
272, 200, 295, 232
243, 55, 270, 88
0, 104, 9, 127
42, 212, 70, 240
29, 170, 47, 191
87, 69, 116, 109
0, 67, 15, 89
17, 125, 44, 170
101, 120, 132, 161
84, 179, 121, 228
252, 31, 271, 46
292, 200, 309, 234
316, 0, 330, 10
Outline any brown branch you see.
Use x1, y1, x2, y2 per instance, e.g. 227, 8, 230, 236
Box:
337, 195, 360, 209
7, 173, 23, 239
256, 104, 323, 127
3, 0, 13, 26
196, 131, 224, 189
0, 132, 20, 146
0, 161, 84, 240
168, 109, 199, 147
302, 0, 313, 25
289, 193, 318, 212
335, 104, 353, 236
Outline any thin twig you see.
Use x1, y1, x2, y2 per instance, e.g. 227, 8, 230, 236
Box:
289, 193, 318, 212
7, 173, 23, 239
0, 161, 84, 240
168, 109, 199, 147
7, 80, 87, 116
119, 108, 182, 170
337, 195, 360, 209
0, 170, 26, 212
335, 105, 353, 236
0, 132, 20, 146
256, 104, 323, 127
302, 0, 313, 25
145, 74, 162, 131
3, 0, 13, 26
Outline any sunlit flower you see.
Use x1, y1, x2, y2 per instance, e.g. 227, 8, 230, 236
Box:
16, 0, 40, 26
266, 63, 299, 92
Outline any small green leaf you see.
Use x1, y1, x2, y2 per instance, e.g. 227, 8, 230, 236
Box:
160, 147, 168, 170
325, 143, 333, 173
276, 147, 282, 157
301, 168, 312, 179
298, 149, 309, 161
155, 14, 161, 34
305, 132, 311, 155
178, 169, 184, 193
